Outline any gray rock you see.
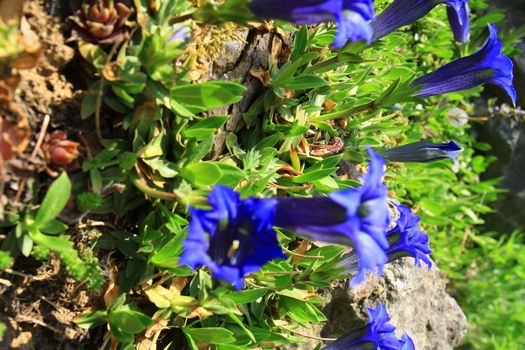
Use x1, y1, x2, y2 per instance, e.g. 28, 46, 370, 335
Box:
205, 28, 293, 159
282, 259, 467, 349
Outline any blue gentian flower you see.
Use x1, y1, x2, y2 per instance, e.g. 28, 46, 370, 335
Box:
447, 0, 470, 43
249, 0, 376, 47
385, 204, 432, 268
372, 0, 470, 43
322, 303, 415, 350
275, 148, 390, 286
166, 26, 190, 44
179, 186, 285, 289
380, 140, 462, 163
412, 24, 516, 106
399, 332, 416, 350
339, 203, 432, 273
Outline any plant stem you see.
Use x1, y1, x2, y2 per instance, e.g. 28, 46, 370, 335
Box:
131, 175, 179, 202
310, 100, 377, 122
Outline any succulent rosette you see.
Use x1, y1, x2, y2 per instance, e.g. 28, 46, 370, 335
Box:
70, 0, 135, 45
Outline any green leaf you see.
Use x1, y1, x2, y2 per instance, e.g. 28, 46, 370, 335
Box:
108, 309, 153, 335
292, 168, 338, 183
272, 59, 304, 87
81, 89, 98, 119
28, 230, 74, 254
19, 234, 33, 257
214, 163, 245, 187
39, 219, 68, 235
78, 42, 108, 70
35, 172, 71, 227
181, 162, 245, 187
281, 75, 328, 90
181, 162, 222, 187
171, 82, 245, 114
280, 297, 327, 325
142, 157, 178, 178
228, 313, 256, 342
290, 26, 308, 62
150, 232, 186, 268
224, 288, 269, 304
183, 116, 229, 140
184, 327, 236, 345
74, 310, 108, 329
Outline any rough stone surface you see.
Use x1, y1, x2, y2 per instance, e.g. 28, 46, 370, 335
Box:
344, 258, 467, 350
281, 259, 467, 350
204, 28, 293, 159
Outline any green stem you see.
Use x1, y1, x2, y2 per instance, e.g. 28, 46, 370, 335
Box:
310, 100, 377, 122
131, 174, 179, 202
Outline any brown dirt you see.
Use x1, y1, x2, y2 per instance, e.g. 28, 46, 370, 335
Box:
0, 254, 101, 350
0, 1, 103, 348
18, 0, 80, 127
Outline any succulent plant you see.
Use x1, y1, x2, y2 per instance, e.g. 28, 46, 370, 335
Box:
42, 131, 80, 166
70, 0, 135, 45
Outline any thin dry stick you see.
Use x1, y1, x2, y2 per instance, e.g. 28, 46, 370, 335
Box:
0, 278, 12, 287
30, 114, 50, 160
282, 246, 324, 259
77, 220, 117, 230
3, 268, 35, 280
14, 114, 51, 203
16, 315, 62, 333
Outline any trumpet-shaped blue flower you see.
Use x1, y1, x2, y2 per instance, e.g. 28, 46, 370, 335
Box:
179, 186, 285, 289
372, 0, 470, 43
380, 140, 462, 163
447, 0, 470, 43
322, 303, 415, 350
275, 148, 390, 286
386, 204, 432, 268
339, 203, 431, 273
412, 24, 516, 106
399, 332, 416, 350
249, 0, 376, 47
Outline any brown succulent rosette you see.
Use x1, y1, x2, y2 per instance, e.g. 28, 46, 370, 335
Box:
70, 0, 135, 45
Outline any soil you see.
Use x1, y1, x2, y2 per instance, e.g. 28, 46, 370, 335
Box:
0, 1, 103, 348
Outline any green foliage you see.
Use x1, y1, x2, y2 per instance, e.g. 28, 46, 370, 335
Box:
1, 0, 523, 348
1, 173, 103, 290
0, 250, 13, 269
457, 233, 525, 349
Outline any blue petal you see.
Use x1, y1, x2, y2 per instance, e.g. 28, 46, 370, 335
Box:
372, 0, 436, 40
380, 140, 463, 162
386, 204, 432, 269
332, 11, 374, 47
180, 186, 284, 289
445, 0, 470, 43
413, 24, 516, 105
350, 232, 388, 287
400, 332, 416, 350
249, 0, 375, 47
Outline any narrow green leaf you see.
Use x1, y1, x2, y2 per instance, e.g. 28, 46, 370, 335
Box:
171, 82, 245, 114
74, 310, 108, 329
281, 75, 328, 90
224, 288, 269, 304
35, 172, 71, 227
184, 327, 236, 345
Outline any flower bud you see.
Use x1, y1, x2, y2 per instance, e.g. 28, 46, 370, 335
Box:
43, 131, 80, 166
